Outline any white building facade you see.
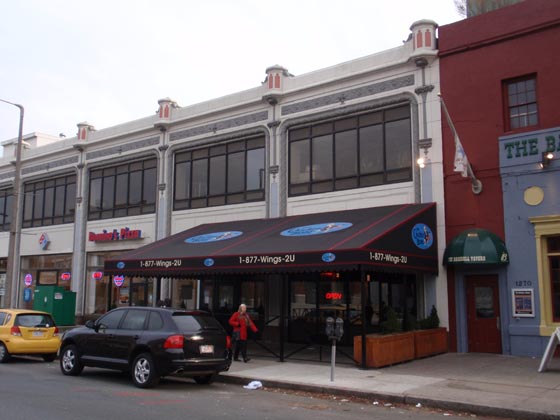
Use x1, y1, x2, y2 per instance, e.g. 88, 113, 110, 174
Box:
0, 21, 447, 343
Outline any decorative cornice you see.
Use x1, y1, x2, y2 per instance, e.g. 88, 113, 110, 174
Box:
281, 75, 415, 116
170, 111, 269, 142
86, 136, 160, 160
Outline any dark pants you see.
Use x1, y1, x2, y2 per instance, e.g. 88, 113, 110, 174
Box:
233, 339, 248, 361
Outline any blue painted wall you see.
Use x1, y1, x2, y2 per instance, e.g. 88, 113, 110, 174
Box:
499, 127, 560, 356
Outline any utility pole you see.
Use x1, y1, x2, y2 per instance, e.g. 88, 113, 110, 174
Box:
1, 98, 24, 308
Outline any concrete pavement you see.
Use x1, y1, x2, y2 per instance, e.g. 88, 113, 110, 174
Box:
218, 353, 560, 419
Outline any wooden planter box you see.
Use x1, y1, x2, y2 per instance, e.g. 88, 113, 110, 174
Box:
354, 332, 415, 368
413, 327, 448, 359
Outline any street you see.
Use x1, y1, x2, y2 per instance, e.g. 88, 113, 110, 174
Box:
0, 356, 512, 420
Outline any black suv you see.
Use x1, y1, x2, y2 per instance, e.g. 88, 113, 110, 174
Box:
59, 307, 231, 388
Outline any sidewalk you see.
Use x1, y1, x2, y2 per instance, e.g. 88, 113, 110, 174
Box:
218, 353, 560, 420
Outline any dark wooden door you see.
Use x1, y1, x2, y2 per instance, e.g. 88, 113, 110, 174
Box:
466, 275, 502, 353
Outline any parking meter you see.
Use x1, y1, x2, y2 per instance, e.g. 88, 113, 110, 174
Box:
325, 317, 335, 339
335, 317, 344, 341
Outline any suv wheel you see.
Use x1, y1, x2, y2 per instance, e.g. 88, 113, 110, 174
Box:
0, 342, 10, 363
193, 374, 215, 384
60, 345, 84, 375
132, 353, 159, 388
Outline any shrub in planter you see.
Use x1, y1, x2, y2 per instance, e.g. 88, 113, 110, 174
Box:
355, 306, 414, 368
414, 306, 447, 358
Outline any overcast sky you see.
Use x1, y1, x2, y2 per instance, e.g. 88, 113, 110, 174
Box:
0, 1, 462, 149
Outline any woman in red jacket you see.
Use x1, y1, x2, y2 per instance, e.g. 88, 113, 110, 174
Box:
229, 303, 258, 362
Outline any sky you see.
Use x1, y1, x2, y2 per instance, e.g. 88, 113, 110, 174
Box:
0, 1, 462, 149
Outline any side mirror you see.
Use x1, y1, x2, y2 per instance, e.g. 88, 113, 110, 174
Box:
85, 319, 95, 329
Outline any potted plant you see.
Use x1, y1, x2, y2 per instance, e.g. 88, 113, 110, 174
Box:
354, 307, 415, 368
413, 305, 448, 359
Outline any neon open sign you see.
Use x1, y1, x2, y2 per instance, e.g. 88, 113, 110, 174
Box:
325, 292, 343, 300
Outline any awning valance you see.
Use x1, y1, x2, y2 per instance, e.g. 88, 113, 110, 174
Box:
104, 203, 438, 276
443, 228, 509, 266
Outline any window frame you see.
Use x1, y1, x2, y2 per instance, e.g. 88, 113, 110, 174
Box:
503, 74, 539, 132
173, 136, 266, 210
288, 105, 412, 197
530, 215, 560, 335
88, 157, 157, 221
0, 188, 13, 232
22, 175, 76, 228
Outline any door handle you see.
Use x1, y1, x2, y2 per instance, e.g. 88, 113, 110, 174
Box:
496, 316, 500, 331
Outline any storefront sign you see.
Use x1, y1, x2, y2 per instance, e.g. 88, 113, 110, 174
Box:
325, 292, 343, 300
39, 233, 50, 250
24, 288, 32, 302
60, 272, 71, 281
24, 273, 33, 287
113, 275, 125, 287
512, 288, 535, 317
503, 134, 560, 161
88, 227, 142, 242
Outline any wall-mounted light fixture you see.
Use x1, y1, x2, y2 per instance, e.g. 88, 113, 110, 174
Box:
540, 152, 554, 169
417, 137, 432, 168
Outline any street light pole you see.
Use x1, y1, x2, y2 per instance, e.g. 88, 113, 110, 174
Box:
0, 99, 24, 309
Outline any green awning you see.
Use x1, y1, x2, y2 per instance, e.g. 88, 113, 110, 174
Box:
443, 228, 509, 265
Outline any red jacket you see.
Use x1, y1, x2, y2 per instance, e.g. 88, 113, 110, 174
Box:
229, 311, 258, 340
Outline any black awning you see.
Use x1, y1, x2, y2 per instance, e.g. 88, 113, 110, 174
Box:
104, 203, 438, 276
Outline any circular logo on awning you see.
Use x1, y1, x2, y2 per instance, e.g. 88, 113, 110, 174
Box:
322, 252, 336, 262
204, 258, 215, 267
281, 223, 352, 237
117, 261, 125, 269
185, 231, 243, 244
411, 223, 433, 249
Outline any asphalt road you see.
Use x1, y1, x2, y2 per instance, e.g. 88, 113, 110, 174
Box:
0, 356, 505, 420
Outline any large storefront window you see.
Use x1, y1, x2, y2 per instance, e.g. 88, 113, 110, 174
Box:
86, 252, 154, 315
0, 188, 13, 232
88, 158, 157, 220
173, 136, 265, 210
288, 105, 412, 196
22, 175, 75, 228
20, 254, 73, 309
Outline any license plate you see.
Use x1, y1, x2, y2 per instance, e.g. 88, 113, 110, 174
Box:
32, 331, 44, 337
199, 345, 214, 354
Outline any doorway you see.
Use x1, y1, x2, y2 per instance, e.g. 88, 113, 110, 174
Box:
466, 275, 502, 353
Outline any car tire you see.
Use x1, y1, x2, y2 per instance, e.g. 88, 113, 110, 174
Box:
43, 353, 57, 362
0, 342, 10, 363
60, 344, 84, 376
193, 374, 215, 385
131, 353, 159, 388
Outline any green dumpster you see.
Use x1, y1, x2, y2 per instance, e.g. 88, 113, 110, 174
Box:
33, 286, 76, 326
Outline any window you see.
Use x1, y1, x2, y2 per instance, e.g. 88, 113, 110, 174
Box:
531, 216, 560, 333
0, 189, 13, 232
98, 309, 125, 329
173, 137, 265, 210
22, 175, 76, 228
88, 158, 156, 220
504, 75, 538, 131
288, 105, 412, 196
120, 309, 148, 330
548, 236, 560, 322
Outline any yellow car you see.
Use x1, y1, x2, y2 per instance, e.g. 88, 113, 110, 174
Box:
0, 309, 61, 362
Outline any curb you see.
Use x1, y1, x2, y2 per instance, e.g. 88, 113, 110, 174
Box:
217, 373, 557, 420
